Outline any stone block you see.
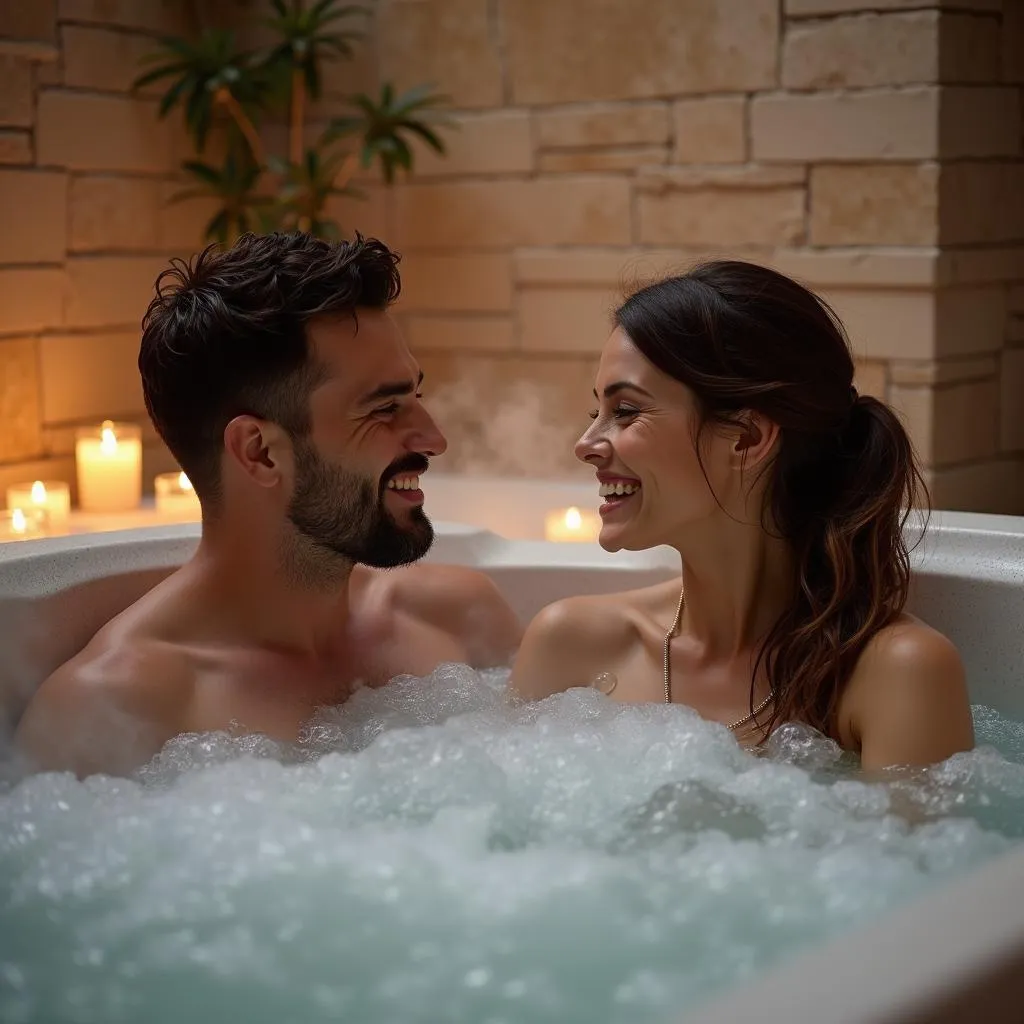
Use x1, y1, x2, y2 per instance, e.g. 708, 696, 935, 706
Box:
69, 176, 160, 253
940, 87, 1021, 158
936, 248, 1024, 287
786, 0, 1000, 14
61, 25, 163, 94
1008, 286, 1024, 313
535, 103, 670, 148
56, 0, 191, 34
810, 163, 939, 246
1006, 315, 1024, 345
925, 459, 1024, 515
0, 56, 33, 127
0, 337, 42, 462
519, 287, 616, 354
398, 253, 512, 313
504, 0, 778, 104
377, 0, 503, 109
404, 315, 515, 353
538, 147, 667, 173
752, 88, 939, 161
514, 247, 699, 288
65, 256, 168, 329
0, 129, 31, 165
1000, 348, 1024, 452
415, 350, 598, 477
0, 170, 67, 264
411, 111, 533, 177
889, 378, 998, 465
818, 288, 935, 360
393, 177, 632, 249
939, 163, 1024, 246
783, 12, 938, 90
0, 268, 64, 335
39, 330, 145, 423
0, 0, 56, 41
37, 92, 179, 172
1004, 0, 1024, 83
935, 287, 1006, 356
672, 97, 746, 164
853, 359, 888, 400
939, 11, 1001, 82
889, 355, 997, 386
154, 183, 222, 255
320, 185, 392, 246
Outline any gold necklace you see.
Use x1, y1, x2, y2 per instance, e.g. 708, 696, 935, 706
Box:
662, 584, 774, 731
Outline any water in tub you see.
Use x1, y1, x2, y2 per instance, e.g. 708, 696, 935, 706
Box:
2, 667, 1024, 1024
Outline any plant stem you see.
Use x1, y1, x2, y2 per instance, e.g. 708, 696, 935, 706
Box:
290, 67, 305, 166
215, 88, 264, 164
333, 153, 358, 192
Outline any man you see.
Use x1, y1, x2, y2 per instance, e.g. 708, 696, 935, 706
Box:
16, 232, 522, 778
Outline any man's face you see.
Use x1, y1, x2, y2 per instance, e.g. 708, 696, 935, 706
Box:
285, 311, 447, 568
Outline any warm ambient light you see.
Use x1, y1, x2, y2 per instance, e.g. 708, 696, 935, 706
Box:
75, 420, 143, 513
544, 505, 602, 543
5, 479, 71, 527
154, 470, 201, 518
0, 506, 47, 541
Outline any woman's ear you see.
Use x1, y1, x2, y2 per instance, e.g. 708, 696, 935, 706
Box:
731, 411, 779, 469
223, 415, 291, 489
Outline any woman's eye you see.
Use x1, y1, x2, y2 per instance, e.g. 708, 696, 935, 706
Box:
612, 406, 639, 419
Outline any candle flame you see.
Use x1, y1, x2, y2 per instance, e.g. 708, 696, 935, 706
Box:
11, 508, 26, 533
100, 421, 118, 455
30, 480, 46, 503
178, 472, 193, 492
564, 506, 583, 530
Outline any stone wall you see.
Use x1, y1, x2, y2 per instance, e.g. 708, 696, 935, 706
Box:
0, 0, 1022, 512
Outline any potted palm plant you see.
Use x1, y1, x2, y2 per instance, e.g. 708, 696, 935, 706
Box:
135, 0, 451, 242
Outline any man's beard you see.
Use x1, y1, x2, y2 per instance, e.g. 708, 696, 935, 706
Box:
286, 440, 434, 569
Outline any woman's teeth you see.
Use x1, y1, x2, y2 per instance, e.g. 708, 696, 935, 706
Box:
387, 475, 420, 491
599, 482, 640, 497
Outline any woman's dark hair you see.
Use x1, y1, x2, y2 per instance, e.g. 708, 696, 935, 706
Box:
139, 231, 402, 506
615, 260, 928, 741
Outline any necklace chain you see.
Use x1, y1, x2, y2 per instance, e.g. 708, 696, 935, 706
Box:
662, 584, 774, 732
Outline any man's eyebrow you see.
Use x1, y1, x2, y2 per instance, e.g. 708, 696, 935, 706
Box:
592, 380, 655, 399
358, 370, 424, 405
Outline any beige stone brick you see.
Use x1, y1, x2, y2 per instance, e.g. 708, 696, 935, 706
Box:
936, 247, 1024, 287
853, 359, 888, 400
393, 177, 632, 249
320, 185, 392, 246
1004, 0, 1024, 83
65, 256, 167, 329
1007, 315, 1024, 345
504, 0, 778, 104
940, 87, 1021, 158
0, 56, 33, 128
637, 168, 806, 247
770, 249, 939, 288
0, 129, 31, 165
0, 170, 67, 264
0, 0, 56, 41
415, 350, 597, 477
0, 337, 42, 462
404, 315, 515, 353
1009, 286, 1024, 313
411, 111, 533, 177
39, 331, 144, 423
810, 164, 939, 246
752, 88, 939, 162
377, 0, 502, 109
939, 163, 1024, 245
37, 92, 182, 173
538, 147, 667, 173
56, 0, 191, 34
519, 287, 616, 353
514, 247, 701, 287
0, 268, 64, 335
818, 288, 935, 360
672, 97, 746, 164
890, 378, 998, 465
889, 354, 997, 386
786, 0, 1000, 13
155, 183, 223, 255
69, 176, 160, 253
925, 459, 1024, 514
783, 12, 938, 90
398, 254, 512, 313
61, 25, 163, 94
535, 103, 670, 149
1000, 349, 1024, 452
935, 287, 1007, 356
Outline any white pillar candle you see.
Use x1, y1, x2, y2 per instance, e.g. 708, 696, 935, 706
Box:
5, 479, 71, 527
75, 420, 143, 513
544, 506, 602, 543
0, 507, 47, 541
154, 470, 201, 517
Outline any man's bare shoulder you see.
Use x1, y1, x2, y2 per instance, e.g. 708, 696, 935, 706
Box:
15, 634, 195, 778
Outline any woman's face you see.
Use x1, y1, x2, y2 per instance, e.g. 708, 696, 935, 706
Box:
575, 328, 741, 552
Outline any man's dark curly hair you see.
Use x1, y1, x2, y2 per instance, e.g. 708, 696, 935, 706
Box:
139, 231, 402, 504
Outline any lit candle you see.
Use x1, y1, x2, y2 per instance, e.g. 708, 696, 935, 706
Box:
154, 470, 201, 517
5, 479, 71, 527
0, 507, 47, 541
75, 420, 143, 513
544, 505, 602, 543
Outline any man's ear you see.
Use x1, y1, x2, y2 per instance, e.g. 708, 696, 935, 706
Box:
730, 411, 779, 469
223, 415, 291, 489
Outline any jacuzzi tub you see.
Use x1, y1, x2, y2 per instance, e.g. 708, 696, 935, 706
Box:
2, 487, 1023, 1023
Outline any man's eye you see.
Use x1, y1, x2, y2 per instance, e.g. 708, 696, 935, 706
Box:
613, 406, 639, 419
374, 402, 400, 416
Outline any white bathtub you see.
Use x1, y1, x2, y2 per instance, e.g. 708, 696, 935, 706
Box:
2, 481, 1023, 1023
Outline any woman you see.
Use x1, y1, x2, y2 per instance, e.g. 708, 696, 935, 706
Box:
510, 261, 974, 770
